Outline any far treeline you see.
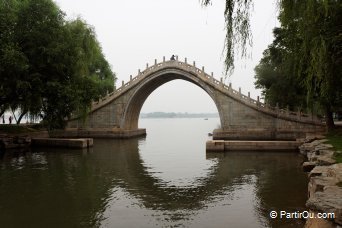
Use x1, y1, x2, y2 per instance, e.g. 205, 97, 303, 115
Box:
0, 0, 116, 129
203, 0, 342, 129
140, 112, 219, 119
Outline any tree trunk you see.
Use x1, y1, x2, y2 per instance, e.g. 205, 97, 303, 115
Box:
17, 111, 27, 124
325, 105, 335, 130
10, 108, 18, 124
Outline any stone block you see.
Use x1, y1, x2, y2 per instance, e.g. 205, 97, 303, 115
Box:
317, 156, 337, 166
31, 138, 93, 149
304, 212, 337, 228
318, 150, 335, 157
326, 164, 342, 182
308, 176, 337, 198
307, 186, 342, 226
206, 140, 224, 152
303, 161, 317, 172
309, 166, 331, 177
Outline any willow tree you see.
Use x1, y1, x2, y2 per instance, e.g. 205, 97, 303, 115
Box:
202, 0, 253, 75
0, 0, 116, 128
254, 28, 307, 110
280, 1, 341, 129
204, 0, 342, 129
60, 18, 115, 124
0, 0, 27, 117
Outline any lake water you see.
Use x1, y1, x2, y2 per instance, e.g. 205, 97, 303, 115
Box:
0, 118, 308, 227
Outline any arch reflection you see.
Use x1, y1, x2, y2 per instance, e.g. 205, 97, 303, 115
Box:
0, 138, 307, 227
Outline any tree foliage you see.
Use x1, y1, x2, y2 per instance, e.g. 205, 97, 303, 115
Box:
254, 28, 307, 111
278, 0, 342, 128
202, 0, 253, 75
208, 0, 341, 129
0, 0, 116, 129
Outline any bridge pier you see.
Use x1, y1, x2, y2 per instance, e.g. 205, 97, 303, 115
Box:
206, 140, 302, 152
212, 128, 324, 141
50, 128, 146, 139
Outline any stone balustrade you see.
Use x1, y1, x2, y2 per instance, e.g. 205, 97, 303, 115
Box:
89, 57, 322, 125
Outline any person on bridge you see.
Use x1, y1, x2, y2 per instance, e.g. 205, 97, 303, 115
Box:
170, 55, 176, 60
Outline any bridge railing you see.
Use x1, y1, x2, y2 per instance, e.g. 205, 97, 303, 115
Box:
91, 57, 322, 124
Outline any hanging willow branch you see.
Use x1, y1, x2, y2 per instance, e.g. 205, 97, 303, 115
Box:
202, 0, 253, 76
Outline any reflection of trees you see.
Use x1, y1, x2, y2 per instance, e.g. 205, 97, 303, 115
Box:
0, 146, 111, 228
249, 152, 308, 228
0, 140, 308, 228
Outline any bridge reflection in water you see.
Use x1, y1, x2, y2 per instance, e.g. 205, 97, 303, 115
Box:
0, 137, 307, 227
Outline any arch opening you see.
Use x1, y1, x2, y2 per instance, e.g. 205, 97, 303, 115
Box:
139, 80, 218, 122
121, 70, 223, 130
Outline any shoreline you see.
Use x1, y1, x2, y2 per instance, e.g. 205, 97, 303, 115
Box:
1, 127, 341, 227
299, 136, 342, 227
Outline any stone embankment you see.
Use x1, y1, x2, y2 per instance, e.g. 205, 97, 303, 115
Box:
0, 134, 31, 150
299, 137, 342, 227
31, 138, 93, 148
206, 140, 301, 151
0, 132, 92, 150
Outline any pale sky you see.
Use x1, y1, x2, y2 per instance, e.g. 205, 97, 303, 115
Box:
54, 0, 279, 113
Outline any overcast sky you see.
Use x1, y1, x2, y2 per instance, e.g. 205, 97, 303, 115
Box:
54, 0, 279, 113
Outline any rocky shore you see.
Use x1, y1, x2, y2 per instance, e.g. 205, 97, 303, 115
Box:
300, 137, 342, 227
0, 134, 31, 150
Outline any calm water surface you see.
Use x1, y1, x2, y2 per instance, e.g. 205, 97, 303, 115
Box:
0, 118, 308, 227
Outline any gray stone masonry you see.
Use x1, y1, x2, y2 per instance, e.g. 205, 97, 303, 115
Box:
67, 57, 325, 139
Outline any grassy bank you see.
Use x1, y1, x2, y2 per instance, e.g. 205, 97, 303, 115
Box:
0, 124, 45, 134
326, 127, 342, 163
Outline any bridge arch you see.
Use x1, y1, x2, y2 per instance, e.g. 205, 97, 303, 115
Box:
65, 58, 324, 139
121, 67, 223, 130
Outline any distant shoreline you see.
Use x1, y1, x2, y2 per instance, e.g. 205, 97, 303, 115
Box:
140, 112, 219, 119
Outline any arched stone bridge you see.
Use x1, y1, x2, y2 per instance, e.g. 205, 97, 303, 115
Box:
65, 57, 324, 140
